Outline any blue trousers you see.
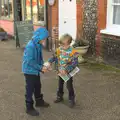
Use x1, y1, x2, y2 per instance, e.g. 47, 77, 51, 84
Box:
24, 74, 43, 108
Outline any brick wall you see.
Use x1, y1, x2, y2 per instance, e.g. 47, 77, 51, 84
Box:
47, 1, 58, 50
48, 1, 58, 30
96, 0, 107, 56
76, 1, 83, 39
98, 0, 107, 30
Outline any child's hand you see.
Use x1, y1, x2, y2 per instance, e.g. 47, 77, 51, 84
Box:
44, 62, 52, 70
41, 66, 48, 73
59, 70, 67, 75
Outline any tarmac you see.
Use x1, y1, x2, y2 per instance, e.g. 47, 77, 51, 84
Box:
0, 39, 120, 120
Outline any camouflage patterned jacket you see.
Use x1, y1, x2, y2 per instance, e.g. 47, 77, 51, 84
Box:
48, 47, 79, 73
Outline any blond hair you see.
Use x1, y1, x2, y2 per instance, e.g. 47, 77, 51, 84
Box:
59, 34, 72, 45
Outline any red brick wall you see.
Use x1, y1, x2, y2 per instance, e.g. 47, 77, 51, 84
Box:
96, 0, 107, 56
51, 1, 58, 27
76, 1, 83, 39
48, 1, 58, 30
47, 0, 59, 49
98, 0, 107, 31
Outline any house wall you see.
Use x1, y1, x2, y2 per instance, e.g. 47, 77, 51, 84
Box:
0, 19, 43, 36
47, 0, 58, 50
76, 1, 83, 39
0, 20, 14, 35
94, 0, 120, 67
47, 0, 83, 49
98, 0, 120, 66
0, 0, 45, 37
101, 34, 120, 66
96, 0, 107, 56
47, 0, 108, 54
98, 0, 107, 30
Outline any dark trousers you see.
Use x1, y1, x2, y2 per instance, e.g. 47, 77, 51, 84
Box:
24, 74, 43, 108
57, 77, 75, 100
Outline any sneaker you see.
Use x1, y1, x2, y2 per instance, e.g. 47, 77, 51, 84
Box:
26, 108, 39, 116
54, 97, 64, 103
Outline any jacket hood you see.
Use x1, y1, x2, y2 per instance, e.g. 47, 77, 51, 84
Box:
32, 27, 49, 44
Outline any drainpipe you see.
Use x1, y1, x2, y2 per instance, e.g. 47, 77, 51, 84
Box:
0, 0, 1, 18
45, 0, 49, 50
8, 0, 10, 18
13, 0, 16, 38
23, 0, 26, 20
46, 0, 52, 51
49, 4, 52, 51
45, 0, 48, 30
13, 0, 17, 41
13, 0, 20, 47
30, 0, 33, 21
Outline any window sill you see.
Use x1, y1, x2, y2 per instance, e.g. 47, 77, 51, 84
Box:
100, 26, 120, 37
33, 21, 46, 27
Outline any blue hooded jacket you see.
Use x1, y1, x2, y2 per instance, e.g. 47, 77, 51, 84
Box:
22, 27, 49, 75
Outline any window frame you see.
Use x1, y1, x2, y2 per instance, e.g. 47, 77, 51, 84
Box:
22, 0, 46, 26
0, 0, 14, 20
101, 0, 120, 36
107, 0, 120, 26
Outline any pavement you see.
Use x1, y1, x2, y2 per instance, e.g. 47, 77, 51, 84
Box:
0, 39, 120, 120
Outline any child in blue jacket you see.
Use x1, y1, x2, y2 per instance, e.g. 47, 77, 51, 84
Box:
22, 27, 49, 116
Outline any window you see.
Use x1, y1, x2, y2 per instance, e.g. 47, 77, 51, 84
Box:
25, 0, 45, 24
100, 0, 120, 36
0, 0, 13, 19
112, 0, 120, 25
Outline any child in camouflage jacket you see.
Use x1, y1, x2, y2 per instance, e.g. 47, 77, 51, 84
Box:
48, 34, 79, 108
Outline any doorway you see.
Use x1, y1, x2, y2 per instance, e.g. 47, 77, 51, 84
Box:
16, 0, 22, 21
59, 0, 77, 40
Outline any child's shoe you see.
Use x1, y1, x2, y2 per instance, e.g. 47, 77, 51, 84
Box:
35, 94, 50, 107
26, 107, 39, 116
68, 100, 75, 108
54, 96, 64, 103
36, 99, 50, 107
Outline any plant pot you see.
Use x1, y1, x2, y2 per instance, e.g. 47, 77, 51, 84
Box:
0, 32, 8, 41
73, 45, 89, 63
